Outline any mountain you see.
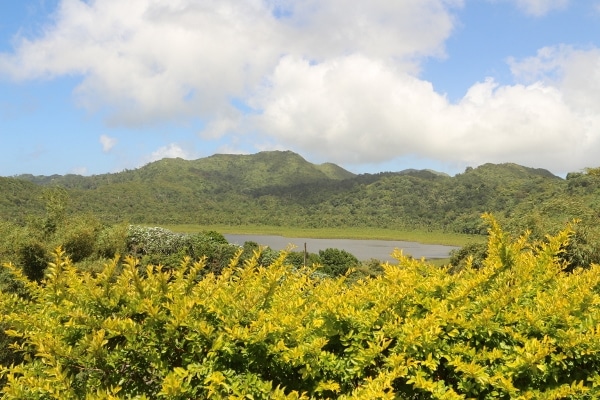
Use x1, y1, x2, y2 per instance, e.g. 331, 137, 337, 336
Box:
4, 150, 595, 236
16, 150, 355, 190
9, 151, 358, 225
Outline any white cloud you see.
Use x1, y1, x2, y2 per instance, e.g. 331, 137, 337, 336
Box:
147, 143, 194, 162
70, 166, 88, 175
99, 134, 117, 152
249, 55, 449, 163
510, 45, 600, 113
2, 1, 600, 175
267, 0, 462, 69
492, 0, 569, 16
0, 0, 462, 127
248, 51, 599, 174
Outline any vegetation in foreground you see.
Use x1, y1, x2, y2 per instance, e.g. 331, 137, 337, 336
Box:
1, 215, 600, 398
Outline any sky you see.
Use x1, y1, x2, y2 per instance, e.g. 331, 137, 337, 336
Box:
1, 0, 600, 178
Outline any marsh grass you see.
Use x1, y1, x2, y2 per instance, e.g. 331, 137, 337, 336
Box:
160, 224, 483, 247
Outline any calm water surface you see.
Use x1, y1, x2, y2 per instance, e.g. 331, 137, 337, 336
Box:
225, 234, 459, 262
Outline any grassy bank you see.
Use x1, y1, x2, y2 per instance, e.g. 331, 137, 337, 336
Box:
160, 224, 483, 247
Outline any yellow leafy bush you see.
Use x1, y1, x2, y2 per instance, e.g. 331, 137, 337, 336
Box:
1, 215, 600, 398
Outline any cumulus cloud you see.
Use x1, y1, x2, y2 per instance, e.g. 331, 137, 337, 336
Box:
249, 53, 597, 173
1, 0, 599, 175
509, 45, 600, 113
0, 0, 461, 126
267, 0, 462, 68
147, 143, 194, 162
99, 134, 117, 152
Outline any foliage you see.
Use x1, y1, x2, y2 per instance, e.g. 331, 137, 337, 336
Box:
559, 224, 600, 272
6, 152, 600, 269
285, 251, 321, 269
126, 225, 189, 257
59, 214, 104, 262
2, 216, 600, 398
4, 151, 586, 235
0, 178, 44, 224
16, 239, 48, 282
584, 167, 600, 176
126, 225, 246, 274
448, 242, 488, 273
40, 187, 69, 235
317, 248, 360, 277
95, 223, 129, 260
240, 241, 280, 268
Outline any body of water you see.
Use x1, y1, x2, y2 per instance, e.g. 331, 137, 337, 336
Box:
224, 234, 460, 262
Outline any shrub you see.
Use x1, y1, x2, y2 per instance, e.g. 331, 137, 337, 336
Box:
559, 224, 600, 272
17, 239, 48, 282
318, 247, 359, 277
241, 241, 281, 267
284, 251, 321, 269
448, 242, 487, 273
95, 222, 129, 259
126, 225, 189, 257
186, 232, 240, 275
200, 230, 229, 245
1, 215, 600, 398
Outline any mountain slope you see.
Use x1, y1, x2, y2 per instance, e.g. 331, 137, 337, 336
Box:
6, 151, 589, 236
0, 177, 45, 223
17, 151, 355, 192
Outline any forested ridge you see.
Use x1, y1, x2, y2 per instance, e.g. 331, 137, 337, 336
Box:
2, 150, 598, 236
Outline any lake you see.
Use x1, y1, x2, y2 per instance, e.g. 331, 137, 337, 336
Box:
224, 234, 460, 262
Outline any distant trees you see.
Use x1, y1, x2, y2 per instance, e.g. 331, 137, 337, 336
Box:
4, 158, 600, 240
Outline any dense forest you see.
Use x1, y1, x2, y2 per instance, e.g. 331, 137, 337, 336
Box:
2, 151, 600, 397
2, 150, 599, 234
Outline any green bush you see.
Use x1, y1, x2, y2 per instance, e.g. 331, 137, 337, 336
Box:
318, 248, 359, 277
62, 229, 97, 263
448, 242, 487, 273
240, 241, 281, 267
284, 251, 321, 269
95, 222, 129, 259
200, 230, 229, 245
559, 224, 600, 272
126, 225, 189, 257
125, 226, 242, 274
186, 232, 240, 275
17, 239, 48, 282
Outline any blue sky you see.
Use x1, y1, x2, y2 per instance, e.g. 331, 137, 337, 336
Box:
1, 0, 600, 177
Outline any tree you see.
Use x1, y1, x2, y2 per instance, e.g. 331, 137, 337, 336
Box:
40, 187, 69, 235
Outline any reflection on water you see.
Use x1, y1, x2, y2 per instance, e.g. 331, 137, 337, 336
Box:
224, 234, 459, 262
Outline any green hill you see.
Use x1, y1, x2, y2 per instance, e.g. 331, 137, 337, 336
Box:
5, 150, 598, 236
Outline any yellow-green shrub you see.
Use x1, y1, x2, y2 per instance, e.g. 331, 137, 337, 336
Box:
1, 214, 600, 398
